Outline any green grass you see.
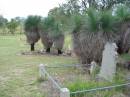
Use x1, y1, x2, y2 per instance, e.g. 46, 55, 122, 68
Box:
66, 62, 127, 97
0, 35, 129, 97
68, 77, 126, 97
67, 76, 125, 92
0, 35, 77, 97
121, 54, 130, 61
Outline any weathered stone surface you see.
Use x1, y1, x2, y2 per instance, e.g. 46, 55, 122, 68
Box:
89, 61, 97, 74
99, 42, 118, 82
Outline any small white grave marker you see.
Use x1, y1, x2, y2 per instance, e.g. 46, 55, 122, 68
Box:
60, 88, 70, 97
39, 64, 46, 79
89, 61, 97, 74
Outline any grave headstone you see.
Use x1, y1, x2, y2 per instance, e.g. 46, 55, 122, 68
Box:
99, 42, 118, 82
89, 61, 97, 74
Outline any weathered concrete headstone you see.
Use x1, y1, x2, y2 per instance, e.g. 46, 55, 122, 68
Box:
99, 42, 118, 82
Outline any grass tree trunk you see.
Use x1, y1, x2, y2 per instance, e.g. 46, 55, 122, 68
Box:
46, 48, 51, 53
25, 32, 40, 52
122, 27, 130, 53
72, 29, 105, 65
31, 43, 35, 51
117, 22, 130, 54
72, 31, 85, 63
53, 34, 65, 55
39, 31, 53, 53
58, 49, 62, 54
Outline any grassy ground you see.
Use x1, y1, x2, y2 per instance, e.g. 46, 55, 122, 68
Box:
0, 35, 77, 97
0, 35, 130, 97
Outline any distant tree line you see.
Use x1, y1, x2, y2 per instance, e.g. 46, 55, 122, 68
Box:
0, 16, 25, 35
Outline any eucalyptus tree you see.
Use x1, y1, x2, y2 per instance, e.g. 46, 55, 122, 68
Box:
63, 0, 130, 12
14, 17, 25, 34
24, 15, 41, 51
0, 15, 8, 34
0, 15, 8, 27
7, 19, 19, 34
96, 0, 130, 10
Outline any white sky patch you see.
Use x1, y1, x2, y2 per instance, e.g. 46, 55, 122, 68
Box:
0, 0, 65, 20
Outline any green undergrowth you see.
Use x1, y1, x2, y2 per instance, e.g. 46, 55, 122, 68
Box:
67, 68, 126, 97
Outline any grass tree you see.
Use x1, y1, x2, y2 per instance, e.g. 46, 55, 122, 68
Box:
115, 5, 130, 54
39, 17, 53, 53
58, 0, 130, 65
71, 8, 117, 64
48, 7, 66, 54
71, 8, 104, 64
71, 13, 88, 64
49, 22, 65, 54
40, 16, 65, 54
100, 10, 117, 41
24, 15, 41, 51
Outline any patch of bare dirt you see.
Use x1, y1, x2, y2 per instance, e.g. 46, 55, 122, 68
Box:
20, 50, 72, 57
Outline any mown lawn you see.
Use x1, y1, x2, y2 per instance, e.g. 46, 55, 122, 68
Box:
0, 35, 77, 97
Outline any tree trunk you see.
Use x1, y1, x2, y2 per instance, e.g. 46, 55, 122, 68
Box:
11, 31, 14, 35
31, 43, 35, 51
46, 48, 50, 53
58, 49, 62, 54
